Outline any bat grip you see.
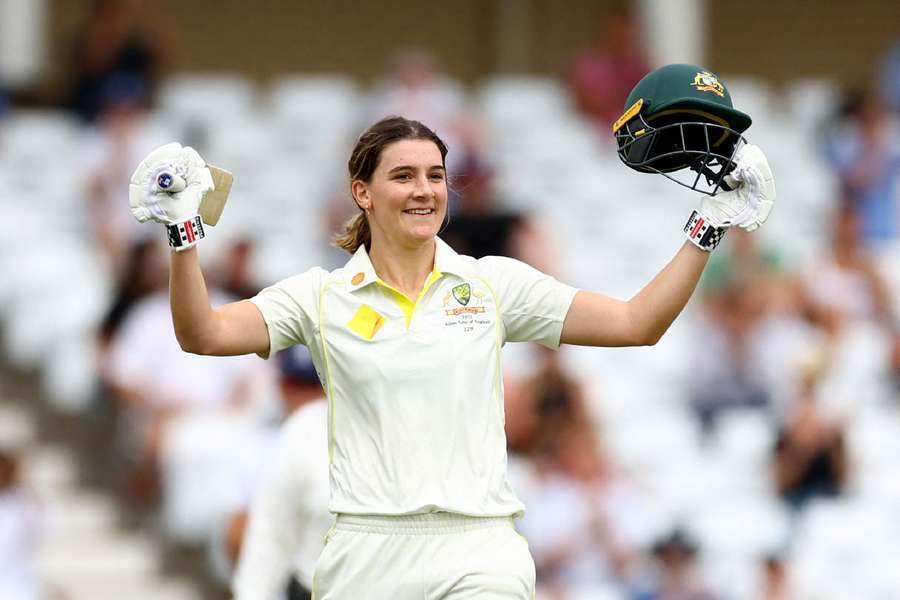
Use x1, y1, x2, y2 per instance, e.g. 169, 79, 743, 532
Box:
156, 171, 186, 193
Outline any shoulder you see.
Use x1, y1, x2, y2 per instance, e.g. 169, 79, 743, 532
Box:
472, 255, 550, 286
259, 266, 347, 298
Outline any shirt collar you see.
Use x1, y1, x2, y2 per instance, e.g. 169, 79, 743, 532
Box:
344, 244, 380, 292
434, 236, 475, 279
344, 237, 474, 293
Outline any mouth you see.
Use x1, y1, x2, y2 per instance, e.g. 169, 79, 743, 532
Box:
403, 208, 435, 216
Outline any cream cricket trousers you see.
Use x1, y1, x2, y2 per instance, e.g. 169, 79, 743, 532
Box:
311, 512, 536, 600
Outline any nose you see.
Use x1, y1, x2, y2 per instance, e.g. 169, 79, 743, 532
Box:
412, 174, 436, 200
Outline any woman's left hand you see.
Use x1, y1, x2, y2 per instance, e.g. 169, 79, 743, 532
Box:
700, 143, 776, 232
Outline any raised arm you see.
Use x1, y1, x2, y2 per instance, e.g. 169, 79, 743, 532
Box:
562, 143, 775, 348
170, 248, 269, 356
561, 242, 709, 347
129, 143, 270, 357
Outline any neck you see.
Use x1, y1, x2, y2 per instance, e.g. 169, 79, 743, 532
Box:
368, 236, 437, 299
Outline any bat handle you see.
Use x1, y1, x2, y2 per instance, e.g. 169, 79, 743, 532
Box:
156, 171, 187, 193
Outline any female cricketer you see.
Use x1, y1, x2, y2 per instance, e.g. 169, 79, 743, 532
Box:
128, 106, 773, 599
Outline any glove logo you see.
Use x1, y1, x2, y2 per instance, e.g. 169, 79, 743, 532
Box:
692, 71, 725, 97
157, 172, 175, 190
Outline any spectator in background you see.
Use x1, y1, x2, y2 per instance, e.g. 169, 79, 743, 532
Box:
516, 350, 646, 599
568, 7, 649, 133
102, 269, 271, 506
80, 75, 170, 273
520, 348, 592, 459
520, 425, 646, 599
66, 0, 169, 123
689, 279, 773, 434
441, 145, 558, 275
699, 230, 821, 419
0, 449, 41, 600
802, 203, 891, 338
225, 345, 330, 600
824, 89, 900, 253
632, 529, 719, 600
97, 237, 168, 352
700, 229, 787, 303
362, 48, 467, 167
214, 238, 262, 301
772, 350, 848, 512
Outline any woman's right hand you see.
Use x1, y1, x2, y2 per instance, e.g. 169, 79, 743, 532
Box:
128, 142, 214, 225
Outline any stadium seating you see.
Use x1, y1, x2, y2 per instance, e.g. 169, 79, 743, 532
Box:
1, 69, 898, 600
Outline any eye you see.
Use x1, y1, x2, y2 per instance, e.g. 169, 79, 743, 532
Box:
429, 172, 446, 182
393, 173, 412, 181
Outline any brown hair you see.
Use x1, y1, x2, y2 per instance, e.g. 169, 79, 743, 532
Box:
333, 116, 449, 253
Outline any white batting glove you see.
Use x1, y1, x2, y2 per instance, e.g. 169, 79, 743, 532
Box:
700, 144, 775, 231
129, 142, 215, 251
684, 144, 775, 251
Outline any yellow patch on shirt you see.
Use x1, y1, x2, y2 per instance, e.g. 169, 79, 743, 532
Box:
347, 304, 385, 340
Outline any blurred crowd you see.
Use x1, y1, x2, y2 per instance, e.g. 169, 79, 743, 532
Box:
1, 2, 900, 599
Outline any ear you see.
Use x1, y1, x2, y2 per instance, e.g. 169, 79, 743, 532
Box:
351, 180, 369, 210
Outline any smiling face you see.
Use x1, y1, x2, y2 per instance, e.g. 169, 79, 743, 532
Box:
352, 138, 448, 249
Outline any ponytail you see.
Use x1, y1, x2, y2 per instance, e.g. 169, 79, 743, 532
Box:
332, 211, 371, 254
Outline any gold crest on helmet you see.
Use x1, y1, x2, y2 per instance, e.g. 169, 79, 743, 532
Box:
692, 72, 725, 97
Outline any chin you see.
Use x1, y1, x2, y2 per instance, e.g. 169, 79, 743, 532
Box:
402, 225, 439, 246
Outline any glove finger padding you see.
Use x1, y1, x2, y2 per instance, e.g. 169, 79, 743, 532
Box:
128, 142, 215, 225
129, 142, 183, 223
699, 143, 775, 231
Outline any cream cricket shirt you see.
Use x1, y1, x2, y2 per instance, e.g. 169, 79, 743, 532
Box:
249, 237, 578, 517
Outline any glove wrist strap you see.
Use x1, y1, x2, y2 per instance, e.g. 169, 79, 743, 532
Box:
166, 215, 205, 251
684, 210, 725, 252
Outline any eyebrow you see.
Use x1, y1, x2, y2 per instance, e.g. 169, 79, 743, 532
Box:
387, 164, 446, 174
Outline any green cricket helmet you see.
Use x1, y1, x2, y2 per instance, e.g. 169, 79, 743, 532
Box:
613, 63, 752, 195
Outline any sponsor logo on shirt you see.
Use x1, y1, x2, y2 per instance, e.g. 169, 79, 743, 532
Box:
445, 306, 486, 316
443, 282, 487, 317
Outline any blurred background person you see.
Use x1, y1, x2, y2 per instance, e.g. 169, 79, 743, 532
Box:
65, 0, 169, 123
213, 237, 263, 301
362, 47, 468, 162
771, 350, 849, 513
222, 345, 329, 600
97, 237, 168, 354
823, 89, 900, 255
802, 203, 892, 338
441, 141, 559, 275
520, 424, 647, 599
631, 529, 719, 600
101, 256, 273, 511
79, 75, 171, 274
697, 229, 815, 420
688, 279, 775, 435
515, 350, 647, 599
568, 6, 650, 135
